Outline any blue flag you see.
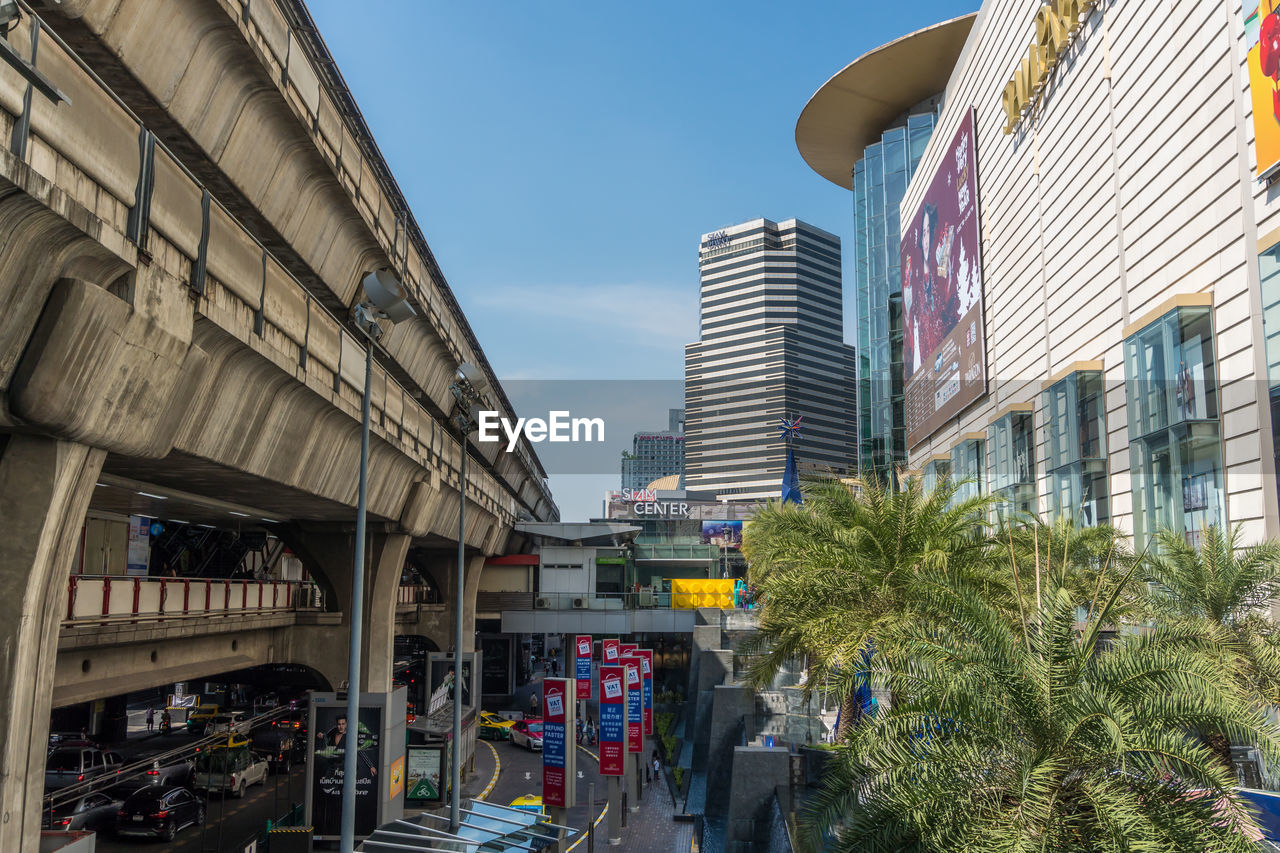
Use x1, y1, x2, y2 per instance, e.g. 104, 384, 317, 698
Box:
781, 446, 802, 505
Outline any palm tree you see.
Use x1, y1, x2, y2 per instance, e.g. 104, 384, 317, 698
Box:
800, 571, 1276, 853
1142, 525, 1280, 706
741, 475, 995, 734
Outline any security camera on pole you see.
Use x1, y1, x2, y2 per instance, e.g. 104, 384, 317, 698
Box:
341, 271, 415, 853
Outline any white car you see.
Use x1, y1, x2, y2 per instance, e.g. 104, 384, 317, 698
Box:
191, 748, 268, 798
207, 712, 250, 735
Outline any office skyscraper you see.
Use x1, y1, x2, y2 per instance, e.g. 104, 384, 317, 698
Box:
685, 218, 857, 500
621, 408, 685, 491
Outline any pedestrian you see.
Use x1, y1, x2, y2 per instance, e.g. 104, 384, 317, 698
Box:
652, 751, 661, 784
145, 707, 154, 732
529, 691, 539, 717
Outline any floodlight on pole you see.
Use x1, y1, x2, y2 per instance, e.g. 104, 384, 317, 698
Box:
340, 270, 413, 853
447, 362, 489, 831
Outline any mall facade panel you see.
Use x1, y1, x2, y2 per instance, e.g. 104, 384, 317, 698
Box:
684, 219, 857, 501
801, 1, 1280, 545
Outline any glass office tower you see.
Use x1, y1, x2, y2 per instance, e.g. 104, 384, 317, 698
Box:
853, 109, 939, 481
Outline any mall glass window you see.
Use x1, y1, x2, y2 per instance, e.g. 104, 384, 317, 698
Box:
1258, 246, 1280, 499
922, 457, 950, 495
1123, 306, 1224, 548
988, 410, 1036, 520
950, 438, 985, 504
1043, 370, 1109, 527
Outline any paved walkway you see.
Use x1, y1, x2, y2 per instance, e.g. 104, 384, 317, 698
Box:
613, 773, 695, 853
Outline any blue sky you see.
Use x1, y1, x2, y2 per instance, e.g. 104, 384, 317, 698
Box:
308, 0, 976, 518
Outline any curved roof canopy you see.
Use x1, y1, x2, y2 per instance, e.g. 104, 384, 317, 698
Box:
795, 13, 977, 190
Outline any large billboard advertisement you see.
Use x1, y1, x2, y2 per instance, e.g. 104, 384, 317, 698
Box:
901, 108, 985, 448
310, 705, 382, 837
700, 521, 743, 547
1247, 2, 1280, 177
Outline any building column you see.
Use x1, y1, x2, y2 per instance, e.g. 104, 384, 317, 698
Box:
278, 525, 411, 693
0, 436, 105, 853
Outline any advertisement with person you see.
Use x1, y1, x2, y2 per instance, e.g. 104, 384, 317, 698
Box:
700, 521, 743, 548
598, 666, 626, 776
575, 635, 593, 700
1246, 2, 1280, 177
311, 706, 382, 837
901, 108, 986, 448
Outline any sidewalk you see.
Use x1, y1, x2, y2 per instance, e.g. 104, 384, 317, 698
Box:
461, 738, 500, 801
614, 774, 695, 853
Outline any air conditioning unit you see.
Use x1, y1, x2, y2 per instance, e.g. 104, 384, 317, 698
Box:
534, 597, 552, 609
572, 597, 589, 609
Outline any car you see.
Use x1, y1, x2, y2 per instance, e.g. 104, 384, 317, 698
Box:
40, 792, 123, 831
191, 746, 268, 797
509, 794, 545, 816
251, 729, 303, 774
138, 754, 194, 786
45, 747, 116, 790
511, 719, 543, 751
478, 711, 516, 741
186, 704, 221, 734
114, 784, 204, 841
207, 711, 250, 735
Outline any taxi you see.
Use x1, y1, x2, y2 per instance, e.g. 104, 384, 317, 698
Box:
185, 704, 221, 734
509, 794, 544, 816
478, 711, 516, 741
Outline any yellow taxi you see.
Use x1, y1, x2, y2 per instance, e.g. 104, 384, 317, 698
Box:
509, 794, 544, 816
478, 711, 516, 741
185, 704, 221, 734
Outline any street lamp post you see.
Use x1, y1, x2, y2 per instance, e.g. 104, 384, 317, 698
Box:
340, 271, 415, 853
447, 363, 490, 831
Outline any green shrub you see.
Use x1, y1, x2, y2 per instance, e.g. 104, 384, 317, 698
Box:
672, 766, 685, 790
654, 712, 675, 737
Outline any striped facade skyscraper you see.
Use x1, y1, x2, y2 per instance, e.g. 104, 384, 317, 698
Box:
684, 218, 857, 500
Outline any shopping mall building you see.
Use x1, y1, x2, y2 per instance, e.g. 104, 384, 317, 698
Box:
798, 0, 1280, 546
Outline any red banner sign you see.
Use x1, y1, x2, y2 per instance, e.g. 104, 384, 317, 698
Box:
620, 656, 643, 754
598, 665, 626, 776
575, 635, 592, 700
620, 643, 637, 656
636, 649, 653, 736
542, 679, 570, 807
602, 639, 619, 666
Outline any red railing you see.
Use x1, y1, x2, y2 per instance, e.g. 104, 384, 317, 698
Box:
63, 575, 320, 625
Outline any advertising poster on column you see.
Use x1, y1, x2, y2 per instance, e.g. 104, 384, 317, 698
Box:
621, 656, 643, 753
1245, 2, 1280, 177
637, 650, 653, 736
901, 108, 986, 448
598, 665, 626, 776
310, 706, 382, 837
602, 638, 619, 666
542, 678, 575, 808
575, 635, 592, 700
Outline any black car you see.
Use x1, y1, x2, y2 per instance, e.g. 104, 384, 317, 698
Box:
114, 784, 204, 842
251, 729, 302, 774
40, 792, 122, 831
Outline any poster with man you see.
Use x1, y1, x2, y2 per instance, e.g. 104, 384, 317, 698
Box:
901, 108, 986, 447
311, 706, 382, 837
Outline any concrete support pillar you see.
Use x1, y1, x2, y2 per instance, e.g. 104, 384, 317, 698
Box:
0, 436, 105, 853
607, 775, 621, 844
458, 553, 486, 653
278, 525, 411, 693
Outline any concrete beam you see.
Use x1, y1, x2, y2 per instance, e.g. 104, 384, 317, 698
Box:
0, 436, 105, 853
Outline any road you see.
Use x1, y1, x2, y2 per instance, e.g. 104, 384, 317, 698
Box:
487, 732, 607, 838
94, 764, 305, 853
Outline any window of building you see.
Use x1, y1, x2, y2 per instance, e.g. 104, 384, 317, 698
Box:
950, 437, 985, 504
1043, 369, 1109, 527
988, 409, 1036, 520
1258, 246, 1280, 501
921, 456, 950, 495
1123, 304, 1224, 548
